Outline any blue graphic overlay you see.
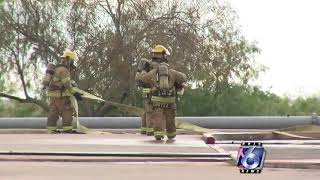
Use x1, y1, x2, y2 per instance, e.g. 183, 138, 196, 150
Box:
237, 142, 267, 173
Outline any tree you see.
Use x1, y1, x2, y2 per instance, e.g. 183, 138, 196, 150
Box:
177, 85, 292, 116
0, 0, 261, 116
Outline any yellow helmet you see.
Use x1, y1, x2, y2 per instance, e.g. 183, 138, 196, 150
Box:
151, 45, 170, 56
60, 50, 77, 60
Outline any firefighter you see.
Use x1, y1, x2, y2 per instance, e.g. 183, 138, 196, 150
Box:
42, 50, 82, 133
141, 45, 186, 140
135, 57, 161, 136
135, 58, 153, 135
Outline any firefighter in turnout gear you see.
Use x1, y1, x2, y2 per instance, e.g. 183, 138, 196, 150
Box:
42, 50, 82, 133
135, 58, 153, 135
141, 45, 187, 140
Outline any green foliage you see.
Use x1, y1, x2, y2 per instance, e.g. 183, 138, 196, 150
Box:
176, 86, 320, 116
289, 97, 320, 116
2, 85, 320, 117
0, 99, 46, 117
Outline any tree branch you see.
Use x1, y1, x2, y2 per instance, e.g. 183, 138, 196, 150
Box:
0, 93, 28, 103
0, 93, 49, 112
14, 34, 29, 99
2, 11, 60, 60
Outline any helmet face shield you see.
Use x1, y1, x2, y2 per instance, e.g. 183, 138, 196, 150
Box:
152, 52, 163, 58
151, 56, 162, 63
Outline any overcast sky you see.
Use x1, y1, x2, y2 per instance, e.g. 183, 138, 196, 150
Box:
228, 0, 320, 97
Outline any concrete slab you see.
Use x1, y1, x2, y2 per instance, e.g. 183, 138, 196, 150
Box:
0, 161, 319, 180
0, 129, 198, 134
0, 155, 230, 162
210, 143, 320, 169
264, 159, 320, 169
0, 134, 217, 153
0, 130, 319, 171
217, 144, 320, 160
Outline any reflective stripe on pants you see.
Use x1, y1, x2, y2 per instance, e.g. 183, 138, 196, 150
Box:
62, 126, 73, 131
167, 132, 176, 138
146, 127, 154, 133
47, 126, 57, 131
141, 127, 147, 133
154, 131, 166, 138
143, 88, 151, 94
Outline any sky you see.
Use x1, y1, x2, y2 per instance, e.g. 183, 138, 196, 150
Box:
228, 0, 320, 97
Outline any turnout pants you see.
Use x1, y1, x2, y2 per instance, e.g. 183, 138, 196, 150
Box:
151, 104, 176, 139
47, 96, 73, 132
141, 99, 154, 135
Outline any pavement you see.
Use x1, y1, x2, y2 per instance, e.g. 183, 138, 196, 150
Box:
0, 129, 319, 180
0, 133, 215, 153
1, 161, 320, 180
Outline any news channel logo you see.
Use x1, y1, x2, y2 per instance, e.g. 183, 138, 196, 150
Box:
236, 142, 267, 173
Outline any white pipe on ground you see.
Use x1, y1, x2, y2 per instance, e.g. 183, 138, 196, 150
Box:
0, 115, 318, 129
